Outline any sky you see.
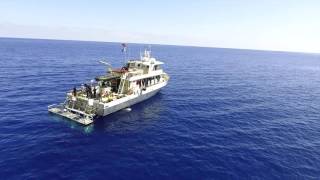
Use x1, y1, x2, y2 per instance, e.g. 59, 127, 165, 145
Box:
0, 0, 320, 53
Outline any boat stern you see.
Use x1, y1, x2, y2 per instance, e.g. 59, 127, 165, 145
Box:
48, 103, 94, 125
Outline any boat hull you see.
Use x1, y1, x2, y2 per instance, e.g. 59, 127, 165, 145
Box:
102, 88, 159, 116
100, 81, 167, 116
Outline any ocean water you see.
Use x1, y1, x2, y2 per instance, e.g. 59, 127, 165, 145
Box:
1, 38, 320, 179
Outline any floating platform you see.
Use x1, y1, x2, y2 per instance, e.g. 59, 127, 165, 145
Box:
48, 104, 94, 125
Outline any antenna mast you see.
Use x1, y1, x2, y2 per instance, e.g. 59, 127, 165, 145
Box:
121, 43, 128, 65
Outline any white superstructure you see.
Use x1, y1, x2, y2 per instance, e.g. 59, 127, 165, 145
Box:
48, 49, 169, 125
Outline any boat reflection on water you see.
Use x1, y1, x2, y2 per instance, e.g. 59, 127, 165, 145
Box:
49, 113, 95, 133
51, 93, 165, 134
95, 92, 165, 133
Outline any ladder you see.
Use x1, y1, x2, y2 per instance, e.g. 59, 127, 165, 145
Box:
117, 74, 127, 94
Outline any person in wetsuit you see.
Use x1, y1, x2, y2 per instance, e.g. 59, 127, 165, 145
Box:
93, 87, 97, 98
84, 84, 91, 98
73, 86, 77, 96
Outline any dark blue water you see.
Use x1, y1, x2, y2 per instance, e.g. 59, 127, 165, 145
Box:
1, 38, 320, 179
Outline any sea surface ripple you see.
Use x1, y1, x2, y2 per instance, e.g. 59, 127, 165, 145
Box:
1, 38, 320, 179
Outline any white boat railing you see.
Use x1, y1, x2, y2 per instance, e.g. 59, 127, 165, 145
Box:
48, 103, 64, 109
65, 106, 94, 118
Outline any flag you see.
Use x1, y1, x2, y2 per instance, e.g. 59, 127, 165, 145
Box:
121, 43, 127, 53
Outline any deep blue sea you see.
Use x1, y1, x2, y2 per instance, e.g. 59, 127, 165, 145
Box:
1, 38, 320, 179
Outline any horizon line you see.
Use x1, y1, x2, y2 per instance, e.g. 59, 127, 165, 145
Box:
1, 36, 319, 55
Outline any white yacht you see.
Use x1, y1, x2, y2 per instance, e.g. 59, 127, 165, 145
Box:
48, 50, 169, 125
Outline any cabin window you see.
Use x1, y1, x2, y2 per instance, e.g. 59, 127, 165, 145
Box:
143, 65, 149, 74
